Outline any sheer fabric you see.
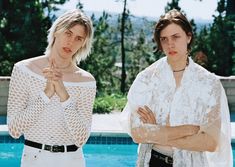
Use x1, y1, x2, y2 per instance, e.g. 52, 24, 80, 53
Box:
7, 60, 96, 147
120, 57, 232, 167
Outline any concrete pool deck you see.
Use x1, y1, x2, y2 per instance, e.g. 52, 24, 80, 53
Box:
0, 112, 235, 142
91, 112, 235, 142
0, 112, 127, 136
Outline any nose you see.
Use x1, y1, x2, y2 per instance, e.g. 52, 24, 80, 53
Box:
66, 37, 73, 46
167, 38, 175, 48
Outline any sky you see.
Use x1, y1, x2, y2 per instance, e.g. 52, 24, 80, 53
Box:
59, 0, 218, 21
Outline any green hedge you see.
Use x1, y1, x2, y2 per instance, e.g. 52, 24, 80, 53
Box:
93, 93, 127, 114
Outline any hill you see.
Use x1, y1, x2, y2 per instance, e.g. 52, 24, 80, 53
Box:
54, 9, 212, 39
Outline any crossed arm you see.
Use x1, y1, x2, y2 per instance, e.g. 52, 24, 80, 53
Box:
131, 106, 219, 152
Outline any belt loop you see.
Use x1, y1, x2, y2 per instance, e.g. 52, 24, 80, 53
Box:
165, 157, 169, 164
165, 156, 173, 164
64, 145, 67, 152
42, 144, 45, 151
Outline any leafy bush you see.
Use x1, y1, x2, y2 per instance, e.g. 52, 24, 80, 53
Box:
93, 93, 127, 114
0, 60, 14, 76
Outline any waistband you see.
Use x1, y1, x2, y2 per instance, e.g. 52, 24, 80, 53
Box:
152, 146, 173, 157
151, 149, 173, 164
24, 139, 79, 153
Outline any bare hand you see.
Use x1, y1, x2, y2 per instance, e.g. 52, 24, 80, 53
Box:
137, 105, 156, 124
43, 59, 55, 98
186, 125, 200, 135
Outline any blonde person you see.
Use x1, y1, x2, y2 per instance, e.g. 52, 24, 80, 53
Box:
7, 9, 96, 167
121, 9, 232, 167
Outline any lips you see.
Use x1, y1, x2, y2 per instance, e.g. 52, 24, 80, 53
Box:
63, 47, 72, 53
168, 51, 177, 56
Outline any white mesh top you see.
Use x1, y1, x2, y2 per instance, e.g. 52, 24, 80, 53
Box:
7, 60, 96, 148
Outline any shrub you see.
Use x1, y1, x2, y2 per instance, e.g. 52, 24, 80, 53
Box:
93, 93, 127, 114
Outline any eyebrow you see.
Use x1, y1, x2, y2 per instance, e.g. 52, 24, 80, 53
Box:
66, 29, 86, 39
160, 33, 180, 38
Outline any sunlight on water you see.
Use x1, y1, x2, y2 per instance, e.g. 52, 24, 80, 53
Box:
0, 143, 138, 167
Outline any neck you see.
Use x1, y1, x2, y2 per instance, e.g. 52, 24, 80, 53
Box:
173, 67, 185, 72
47, 54, 73, 69
168, 56, 189, 73
57, 61, 72, 69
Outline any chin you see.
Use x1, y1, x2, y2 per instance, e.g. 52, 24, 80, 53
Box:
167, 55, 178, 60
60, 53, 72, 59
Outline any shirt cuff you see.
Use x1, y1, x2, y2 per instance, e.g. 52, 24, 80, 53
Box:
39, 91, 50, 103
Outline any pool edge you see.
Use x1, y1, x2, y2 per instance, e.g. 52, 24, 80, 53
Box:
1, 124, 235, 143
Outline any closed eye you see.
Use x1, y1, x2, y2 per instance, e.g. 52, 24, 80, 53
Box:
173, 35, 180, 39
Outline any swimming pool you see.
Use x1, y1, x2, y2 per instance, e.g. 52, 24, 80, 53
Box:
1, 112, 235, 167
0, 143, 138, 167
0, 143, 235, 167
1, 112, 235, 124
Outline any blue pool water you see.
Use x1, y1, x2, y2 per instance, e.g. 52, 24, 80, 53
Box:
233, 146, 235, 167
0, 143, 138, 167
0, 143, 235, 167
0, 112, 235, 167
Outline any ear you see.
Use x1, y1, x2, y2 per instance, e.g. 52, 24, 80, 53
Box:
54, 32, 59, 38
187, 33, 192, 44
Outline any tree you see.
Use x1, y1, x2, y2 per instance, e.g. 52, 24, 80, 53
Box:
193, 0, 234, 75
165, 0, 181, 12
114, 0, 135, 93
207, 0, 233, 75
226, 0, 235, 74
226, 0, 235, 17
192, 26, 211, 67
80, 12, 117, 94
120, 0, 128, 93
127, 28, 153, 85
0, 0, 68, 76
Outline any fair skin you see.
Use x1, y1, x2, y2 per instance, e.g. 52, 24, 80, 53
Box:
131, 23, 217, 152
26, 24, 95, 102
160, 23, 191, 88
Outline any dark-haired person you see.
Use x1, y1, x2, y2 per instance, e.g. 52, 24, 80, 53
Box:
121, 9, 232, 167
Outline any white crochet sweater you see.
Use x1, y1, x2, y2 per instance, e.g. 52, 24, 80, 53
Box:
7, 60, 96, 148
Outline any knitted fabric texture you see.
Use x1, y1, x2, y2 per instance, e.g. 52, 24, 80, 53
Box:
7, 61, 96, 147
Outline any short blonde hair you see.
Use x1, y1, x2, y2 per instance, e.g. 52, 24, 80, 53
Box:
44, 9, 94, 64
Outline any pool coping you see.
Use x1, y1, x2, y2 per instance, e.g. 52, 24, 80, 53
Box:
0, 125, 8, 136
0, 125, 130, 137
1, 123, 234, 143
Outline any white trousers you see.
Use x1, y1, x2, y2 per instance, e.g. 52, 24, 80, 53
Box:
21, 145, 85, 167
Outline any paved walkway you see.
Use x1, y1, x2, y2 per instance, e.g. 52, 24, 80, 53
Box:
91, 111, 123, 133
0, 112, 126, 136
92, 112, 235, 142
